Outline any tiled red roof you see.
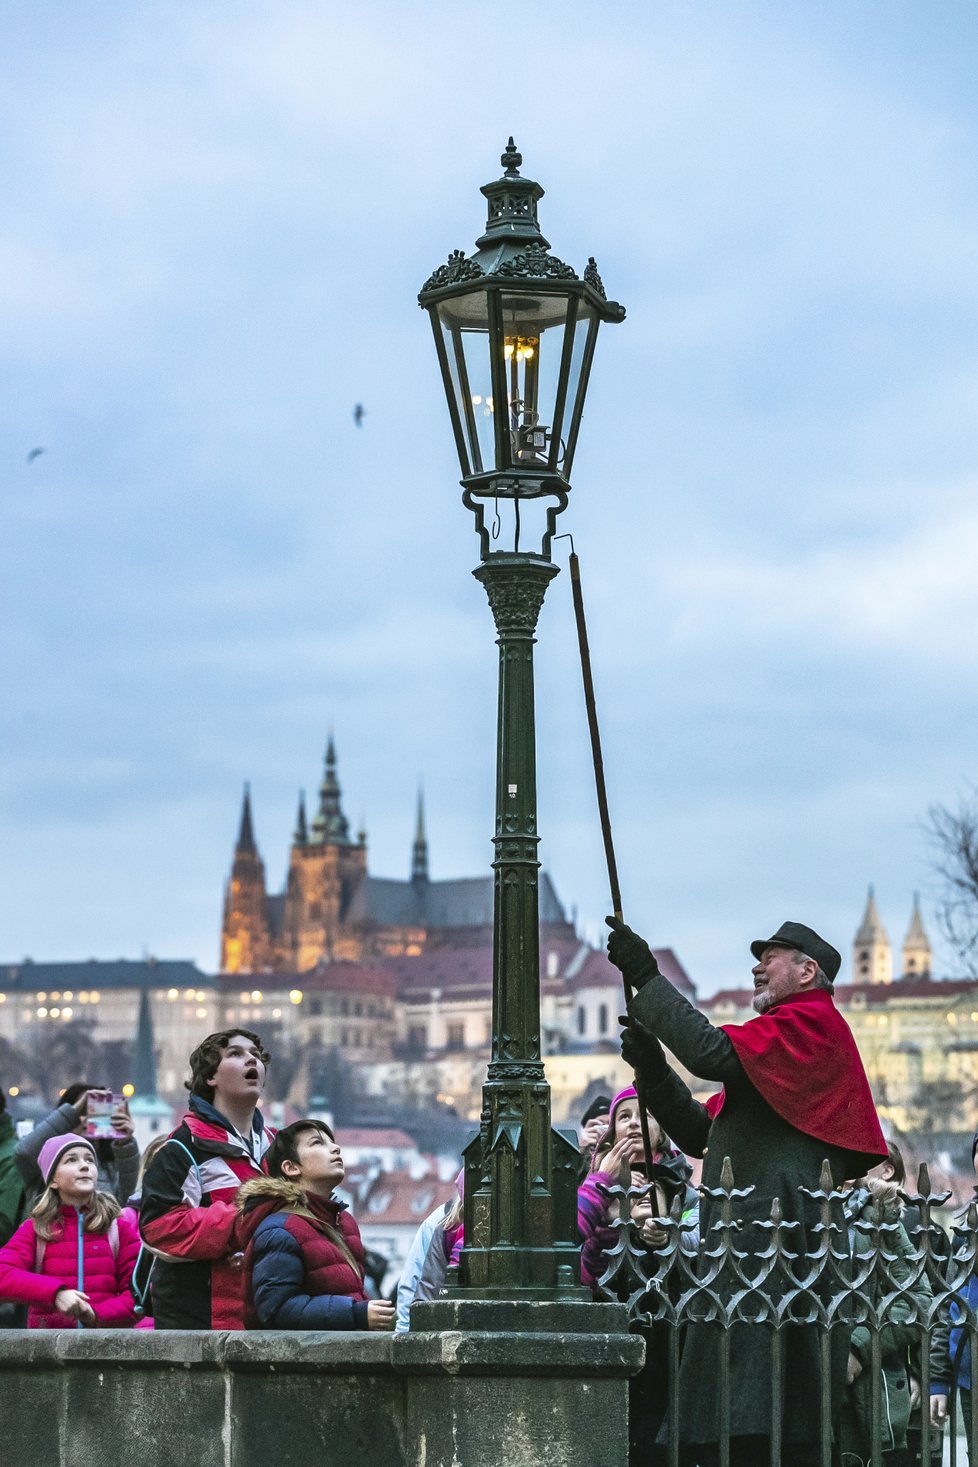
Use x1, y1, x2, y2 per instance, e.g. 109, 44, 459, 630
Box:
334, 1128, 417, 1150
216, 963, 397, 997
835, 977, 978, 1002
701, 976, 978, 1011
569, 946, 695, 1001
358, 1172, 458, 1226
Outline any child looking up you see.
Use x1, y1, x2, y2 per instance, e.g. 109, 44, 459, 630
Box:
0, 1135, 139, 1328
238, 1120, 395, 1331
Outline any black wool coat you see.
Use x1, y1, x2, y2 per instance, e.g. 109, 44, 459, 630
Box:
628, 974, 874, 1448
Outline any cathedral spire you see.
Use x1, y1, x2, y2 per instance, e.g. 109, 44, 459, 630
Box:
293, 790, 308, 847
853, 885, 892, 984
311, 734, 352, 845
236, 783, 256, 855
221, 783, 271, 974
412, 785, 429, 885
855, 885, 886, 944
902, 892, 932, 979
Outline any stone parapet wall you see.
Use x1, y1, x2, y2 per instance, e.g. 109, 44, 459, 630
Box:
0, 1307, 642, 1467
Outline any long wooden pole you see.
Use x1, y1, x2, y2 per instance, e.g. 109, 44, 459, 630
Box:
565, 547, 658, 1206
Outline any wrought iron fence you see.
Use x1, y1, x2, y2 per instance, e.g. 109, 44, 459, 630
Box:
594, 1161, 978, 1467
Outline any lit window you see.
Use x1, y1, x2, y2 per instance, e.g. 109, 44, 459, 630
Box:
0, 994, 6, 1004
50, 1008, 60, 1018
240, 992, 251, 1004
272, 1008, 282, 1019
8, 1087, 19, 1097
183, 989, 195, 1001
168, 988, 178, 1000
61, 1007, 72, 1019
89, 992, 100, 1003
289, 990, 303, 1005
63, 991, 73, 1001
36, 992, 47, 1002
195, 991, 206, 1003
251, 990, 262, 1002
51, 992, 61, 1001
196, 1007, 207, 1019
37, 1007, 48, 1018
79, 993, 89, 1005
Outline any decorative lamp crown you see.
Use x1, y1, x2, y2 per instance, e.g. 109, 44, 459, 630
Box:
419, 141, 624, 558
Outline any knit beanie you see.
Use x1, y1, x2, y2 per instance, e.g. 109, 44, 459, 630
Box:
579, 1094, 613, 1128
37, 1133, 97, 1185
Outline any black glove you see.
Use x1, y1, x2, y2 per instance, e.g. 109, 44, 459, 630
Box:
619, 1013, 668, 1084
606, 916, 661, 990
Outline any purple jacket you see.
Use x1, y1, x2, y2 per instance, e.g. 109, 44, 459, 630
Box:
578, 1170, 618, 1293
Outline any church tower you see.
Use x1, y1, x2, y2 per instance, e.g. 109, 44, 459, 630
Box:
852, 886, 892, 985
901, 893, 932, 979
280, 737, 368, 970
412, 787, 429, 889
221, 785, 272, 974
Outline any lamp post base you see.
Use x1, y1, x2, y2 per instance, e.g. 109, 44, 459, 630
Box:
401, 1299, 643, 1467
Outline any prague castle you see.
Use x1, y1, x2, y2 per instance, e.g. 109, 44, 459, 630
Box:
220, 737, 571, 974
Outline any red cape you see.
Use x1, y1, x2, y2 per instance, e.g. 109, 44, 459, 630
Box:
703, 988, 886, 1159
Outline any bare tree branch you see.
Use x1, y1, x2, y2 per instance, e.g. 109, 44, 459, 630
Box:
926, 789, 978, 977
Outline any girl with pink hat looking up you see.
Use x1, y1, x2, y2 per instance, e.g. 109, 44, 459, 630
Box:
0, 1133, 139, 1329
579, 1086, 699, 1292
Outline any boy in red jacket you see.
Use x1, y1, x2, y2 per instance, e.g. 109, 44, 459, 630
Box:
139, 1030, 274, 1329
238, 1120, 395, 1330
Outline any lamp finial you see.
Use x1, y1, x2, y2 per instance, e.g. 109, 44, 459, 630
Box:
502, 138, 522, 176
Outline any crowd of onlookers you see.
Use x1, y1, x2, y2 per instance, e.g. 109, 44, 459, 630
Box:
0, 1029, 976, 1466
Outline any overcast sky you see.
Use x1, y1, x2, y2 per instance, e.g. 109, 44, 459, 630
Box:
2, 2, 976, 994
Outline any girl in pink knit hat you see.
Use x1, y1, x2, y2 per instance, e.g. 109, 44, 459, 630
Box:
0, 1133, 139, 1328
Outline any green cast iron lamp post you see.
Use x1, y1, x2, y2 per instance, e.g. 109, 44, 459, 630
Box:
418, 140, 624, 1298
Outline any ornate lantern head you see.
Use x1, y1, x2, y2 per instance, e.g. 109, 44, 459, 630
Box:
419, 140, 625, 557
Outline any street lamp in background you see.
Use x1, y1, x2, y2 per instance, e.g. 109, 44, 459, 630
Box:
418, 140, 625, 1300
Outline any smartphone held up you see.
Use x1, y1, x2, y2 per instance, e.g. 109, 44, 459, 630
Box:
84, 1090, 127, 1141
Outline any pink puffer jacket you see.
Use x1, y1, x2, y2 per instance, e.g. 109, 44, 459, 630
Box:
0, 1203, 139, 1328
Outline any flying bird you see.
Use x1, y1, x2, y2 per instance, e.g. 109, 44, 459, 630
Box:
353, 404, 365, 428
26, 447, 45, 463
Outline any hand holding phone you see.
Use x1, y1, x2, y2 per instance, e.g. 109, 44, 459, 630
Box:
84, 1090, 128, 1141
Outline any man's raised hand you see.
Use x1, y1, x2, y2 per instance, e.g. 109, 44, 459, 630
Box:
605, 917, 661, 990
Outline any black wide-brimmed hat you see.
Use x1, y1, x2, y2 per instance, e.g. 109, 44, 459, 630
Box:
750, 921, 841, 984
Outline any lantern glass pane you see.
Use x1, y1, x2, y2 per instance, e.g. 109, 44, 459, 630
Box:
562, 304, 599, 475
436, 294, 492, 474
498, 293, 571, 469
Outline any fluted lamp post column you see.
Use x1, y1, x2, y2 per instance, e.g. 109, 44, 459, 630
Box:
417, 141, 625, 1300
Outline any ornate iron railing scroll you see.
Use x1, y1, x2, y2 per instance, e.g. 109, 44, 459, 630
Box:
595, 1161, 978, 1466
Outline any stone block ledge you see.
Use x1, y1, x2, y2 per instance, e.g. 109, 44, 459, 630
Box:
0, 1324, 644, 1377
393, 1329, 645, 1377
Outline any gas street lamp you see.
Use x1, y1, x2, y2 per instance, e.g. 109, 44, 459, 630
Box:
418, 140, 625, 1299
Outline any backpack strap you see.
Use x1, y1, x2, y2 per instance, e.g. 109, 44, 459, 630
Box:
130, 1243, 155, 1317
163, 1138, 204, 1197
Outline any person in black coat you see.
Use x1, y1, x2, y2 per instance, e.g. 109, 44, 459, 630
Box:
608, 918, 888, 1467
